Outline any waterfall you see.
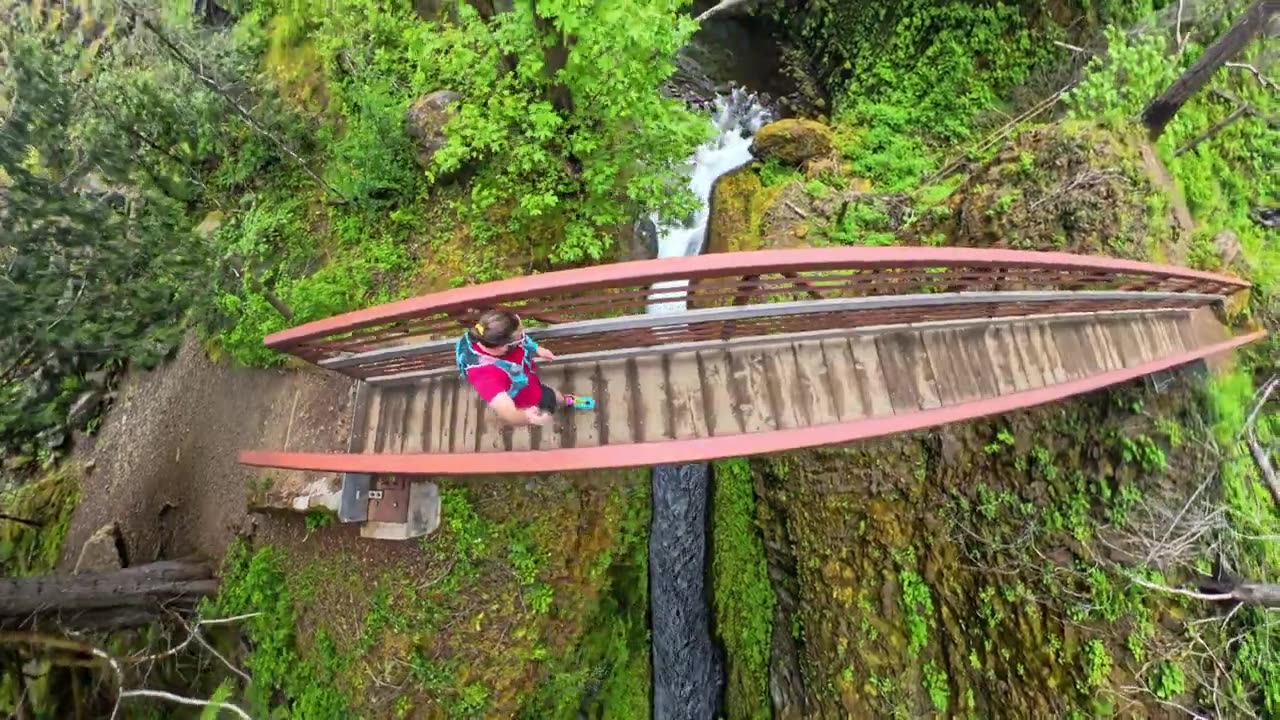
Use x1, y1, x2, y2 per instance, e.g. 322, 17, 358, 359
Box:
648, 89, 772, 720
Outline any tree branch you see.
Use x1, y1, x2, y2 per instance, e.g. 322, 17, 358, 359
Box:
695, 0, 756, 23
118, 689, 251, 720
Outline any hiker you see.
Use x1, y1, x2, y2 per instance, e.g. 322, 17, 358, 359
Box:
455, 308, 593, 427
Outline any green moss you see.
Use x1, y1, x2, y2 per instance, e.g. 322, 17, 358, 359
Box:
711, 459, 776, 720
0, 465, 79, 577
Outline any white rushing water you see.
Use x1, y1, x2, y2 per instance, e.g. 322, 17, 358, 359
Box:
648, 88, 773, 314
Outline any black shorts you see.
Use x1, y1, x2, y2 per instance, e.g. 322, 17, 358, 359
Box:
537, 382, 559, 413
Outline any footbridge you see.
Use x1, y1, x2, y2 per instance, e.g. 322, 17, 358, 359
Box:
240, 247, 1262, 492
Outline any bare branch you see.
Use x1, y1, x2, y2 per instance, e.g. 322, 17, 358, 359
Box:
695, 0, 756, 23
1225, 62, 1280, 92
118, 689, 252, 719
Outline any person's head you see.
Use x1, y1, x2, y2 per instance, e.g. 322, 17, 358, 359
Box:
472, 308, 523, 350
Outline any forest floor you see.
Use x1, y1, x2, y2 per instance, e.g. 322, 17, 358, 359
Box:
57, 333, 355, 570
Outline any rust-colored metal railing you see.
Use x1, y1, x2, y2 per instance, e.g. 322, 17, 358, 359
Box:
264, 247, 1249, 382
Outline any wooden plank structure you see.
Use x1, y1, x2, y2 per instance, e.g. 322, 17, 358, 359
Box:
340, 308, 1236, 458
236, 247, 1264, 537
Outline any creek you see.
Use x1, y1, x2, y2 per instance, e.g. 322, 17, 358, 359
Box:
646, 32, 776, 718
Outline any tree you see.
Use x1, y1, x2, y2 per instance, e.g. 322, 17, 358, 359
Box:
0, 32, 214, 457
404, 0, 713, 262
1142, 0, 1279, 138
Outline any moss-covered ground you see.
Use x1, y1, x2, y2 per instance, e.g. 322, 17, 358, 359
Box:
202, 472, 651, 719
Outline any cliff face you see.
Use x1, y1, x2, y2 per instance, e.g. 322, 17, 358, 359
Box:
741, 378, 1215, 718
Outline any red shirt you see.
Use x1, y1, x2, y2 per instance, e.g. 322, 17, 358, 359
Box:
465, 342, 542, 408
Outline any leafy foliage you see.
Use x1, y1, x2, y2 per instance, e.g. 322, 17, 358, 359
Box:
201, 543, 350, 718
0, 32, 214, 458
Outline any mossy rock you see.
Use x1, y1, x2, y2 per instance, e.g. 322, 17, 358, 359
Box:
751, 119, 836, 167
941, 122, 1181, 260
706, 165, 764, 255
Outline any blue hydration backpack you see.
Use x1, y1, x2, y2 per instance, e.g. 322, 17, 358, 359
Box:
455, 330, 541, 399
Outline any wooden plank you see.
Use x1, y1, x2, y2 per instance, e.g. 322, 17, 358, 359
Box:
400, 385, 427, 452
473, 387, 507, 453
1050, 322, 1095, 381
1009, 323, 1056, 388
950, 325, 1004, 400
697, 350, 742, 437
1079, 321, 1122, 372
571, 362, 602, 449
419, 381, 438, 453
727, 348, 776, 433
922, 328, 984, 405
1111, 319, 1148, 368
982, 325, 1024, 394
434, 379, 457, 453
847, 336, 894, 417
375, 387, 407, 453
791, 341, 840, 427
450, 379, 480, 453
666, 351, 710, 440
1029, 321, 1069, 385
597, 358, 635, 446
763, 345, 808, 429
531, 365, 566, 450
362, 386, 383, 453
1152, 315, 1187, 355
1131, 316, 1167, 362
632, 355, 671, 442
874, 331, 941, 412
818, 338, 862, 421
348, 383, 371, 453
1162, 314, 1195, 352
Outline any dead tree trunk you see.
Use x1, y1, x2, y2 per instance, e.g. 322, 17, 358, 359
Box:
0, 560, 218, 632
1142, 0, 1279, 139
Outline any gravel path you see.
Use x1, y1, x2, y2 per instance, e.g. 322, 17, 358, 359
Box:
60, 334, 355, 569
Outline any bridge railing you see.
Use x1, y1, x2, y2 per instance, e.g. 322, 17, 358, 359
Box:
263, 247, 1248, 383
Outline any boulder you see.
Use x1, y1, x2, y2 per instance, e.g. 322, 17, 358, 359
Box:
66, 390, 102, 430
248, 473, 342, 515
405, 90, 462, 178
74, 523, 124, 574
706, 165, 764, 255
750, 119, 835, 167
1214, 229, 1243, 268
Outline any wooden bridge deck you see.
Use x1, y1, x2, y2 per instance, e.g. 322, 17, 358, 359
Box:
348, 308, 1229, 457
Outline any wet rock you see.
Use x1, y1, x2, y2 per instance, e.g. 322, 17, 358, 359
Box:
74, 523, 124, 574
405, 90, 462, 179
627, 217, 660, 261
706, 165, 763, 254
66, 390, 102, 430
750, 119, 834, 167
1253, 206, 1280, 229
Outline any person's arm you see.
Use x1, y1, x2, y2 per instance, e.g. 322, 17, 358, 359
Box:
535, 346, 556, 361
488, 393, 551, 426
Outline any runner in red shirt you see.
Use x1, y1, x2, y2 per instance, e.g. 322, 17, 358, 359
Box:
456, 308, 593, 427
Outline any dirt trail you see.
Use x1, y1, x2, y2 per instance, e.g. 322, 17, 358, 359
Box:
59, 334, 355, 570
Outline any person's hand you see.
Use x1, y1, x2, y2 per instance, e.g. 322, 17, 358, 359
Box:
537, 347, 556, 361
525, 407, 553, 426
